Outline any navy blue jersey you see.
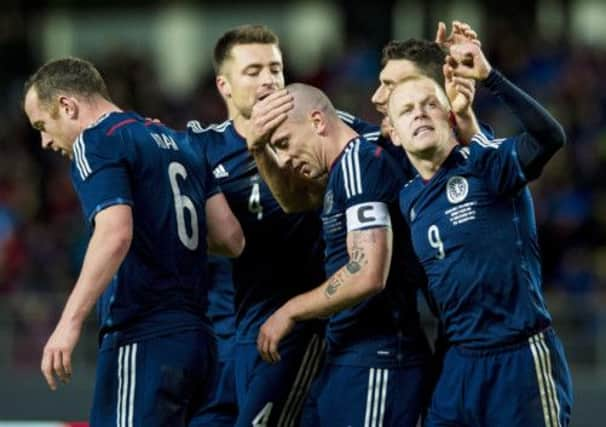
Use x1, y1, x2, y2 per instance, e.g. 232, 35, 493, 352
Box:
321, 137, 427, 361
399, 134, 552, 348
187, 120, 325, 340
338, 111, 496, 182
71, 112, 214, 343
206, 255, 236, 341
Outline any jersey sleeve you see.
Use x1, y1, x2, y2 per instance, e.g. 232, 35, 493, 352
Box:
187, 126, 221, 198
71, 130, 133, 224
467, 132, 528, 195
336, 110, 380, 137
339, 142, 404, 232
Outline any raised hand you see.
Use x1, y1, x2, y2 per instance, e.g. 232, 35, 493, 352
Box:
447, 42, 492, 81
247, 88, 293, 152
435, 20, 481, 49
444, 64, 477, 114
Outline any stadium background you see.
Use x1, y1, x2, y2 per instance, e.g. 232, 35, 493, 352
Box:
0, 0, 604, 425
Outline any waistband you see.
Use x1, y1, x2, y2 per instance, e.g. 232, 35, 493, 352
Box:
452, 327, 555, 357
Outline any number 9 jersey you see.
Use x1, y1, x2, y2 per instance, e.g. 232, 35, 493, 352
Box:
71, 111, 216, 344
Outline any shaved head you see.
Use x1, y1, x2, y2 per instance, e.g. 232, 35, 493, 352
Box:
285, 83, 338, 123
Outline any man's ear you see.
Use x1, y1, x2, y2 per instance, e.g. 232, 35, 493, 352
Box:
310, 110, 326, 135
58, 95, 78, 119
216, 75, 231, 99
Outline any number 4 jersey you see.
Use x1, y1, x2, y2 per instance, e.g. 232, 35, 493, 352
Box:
71, 112, 215, 345
188, 120, 325, 341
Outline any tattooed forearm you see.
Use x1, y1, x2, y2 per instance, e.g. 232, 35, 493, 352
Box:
346, 249, 366, 273
325, 272, 345, 298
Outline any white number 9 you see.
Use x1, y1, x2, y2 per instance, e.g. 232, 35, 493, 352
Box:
427, 225, 445, 260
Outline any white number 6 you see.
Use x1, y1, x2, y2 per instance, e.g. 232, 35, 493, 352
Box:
168, 162, 199, 250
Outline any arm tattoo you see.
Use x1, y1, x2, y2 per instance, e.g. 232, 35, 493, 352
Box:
325, 272, 345, 297
346, 230, 370, 274
346, 249, 365, 273
325, 230, 373, 298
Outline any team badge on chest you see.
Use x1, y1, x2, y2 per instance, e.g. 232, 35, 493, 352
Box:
446, 176, 469, 204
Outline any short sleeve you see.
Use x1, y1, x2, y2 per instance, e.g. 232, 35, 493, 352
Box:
187, 126, 221, 198
71, 131, 133, 224
467, 133, 528, 195
339, 141, 404, 232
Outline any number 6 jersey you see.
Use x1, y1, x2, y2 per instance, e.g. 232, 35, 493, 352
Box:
71, 112, 216, 345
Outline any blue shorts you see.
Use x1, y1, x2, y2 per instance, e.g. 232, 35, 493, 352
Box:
90, 328, 216, 427
190, 338, 238, 427
425, 328, 573, 427
301, 361, 430, 427
234, 330, 324, 427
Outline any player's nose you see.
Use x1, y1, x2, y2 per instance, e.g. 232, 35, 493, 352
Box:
371, 87, 387, 112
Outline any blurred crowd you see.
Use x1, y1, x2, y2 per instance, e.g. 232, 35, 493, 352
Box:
1, 15, 605, 369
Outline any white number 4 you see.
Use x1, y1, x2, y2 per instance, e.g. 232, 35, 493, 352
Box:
427, 225, 445, 260
248, 181, 263, 220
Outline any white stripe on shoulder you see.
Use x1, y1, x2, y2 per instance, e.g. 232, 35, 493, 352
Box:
471, 132, 503, 149
73, 135, 92, 180
353, 139, 363, 195
363, 131, 380, 141
341, 145, 353, 198
336, 110, 355, 124
187, 120, 231, 134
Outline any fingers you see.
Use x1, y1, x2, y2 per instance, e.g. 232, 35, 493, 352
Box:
257, 327, 281, 364
254, 89, 293, 117
435, 21, 447, 44
452, 76, 475, 94
269, 339, 281, 364
62, 350, 73, 383
41, 349, 57, 391
251, 90, 294, 133
453, 21, 477, 40
53, 350, 66, 383
443, 64, 453, 82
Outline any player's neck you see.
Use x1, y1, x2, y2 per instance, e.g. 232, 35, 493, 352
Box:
411, 137, 458, 180
230, 112, 249, 140
324, 121, 359, 170
81, 98, 122, 130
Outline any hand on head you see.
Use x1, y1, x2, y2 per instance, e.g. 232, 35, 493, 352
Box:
247, 88, 294, 152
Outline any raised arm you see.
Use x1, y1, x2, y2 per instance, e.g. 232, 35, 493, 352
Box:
449, 42, 566, 179
247, 89, 324, 213
206, 192, 245, 257
41, 204, 133, 390
257, 225, 392, 363
436, 20, 483, 143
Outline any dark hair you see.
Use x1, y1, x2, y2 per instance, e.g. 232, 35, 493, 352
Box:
24, 57, 111, 107
213, 24, 279, 74
381, 39, 447, 87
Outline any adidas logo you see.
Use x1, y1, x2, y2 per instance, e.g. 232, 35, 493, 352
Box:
213, 164, 229, 179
